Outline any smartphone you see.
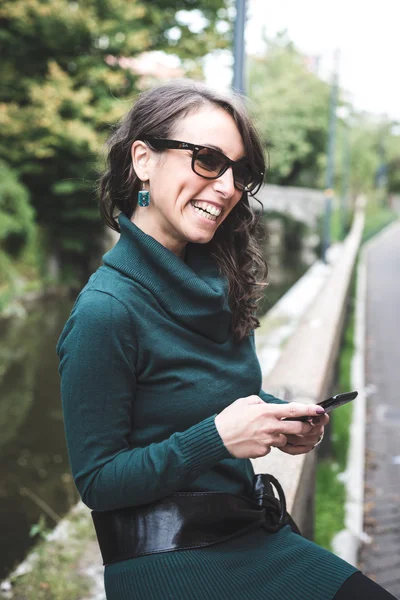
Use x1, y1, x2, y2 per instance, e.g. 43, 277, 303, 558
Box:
283, 391, 358, 422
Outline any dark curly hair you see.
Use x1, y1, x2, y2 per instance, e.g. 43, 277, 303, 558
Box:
99, 79, 268, 341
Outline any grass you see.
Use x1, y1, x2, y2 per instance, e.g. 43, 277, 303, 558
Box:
315, 459, 346, 550
314, 278, 356, 550
362, 195, 398, 243
328, 193, 398, 246
2, 506, 96, 600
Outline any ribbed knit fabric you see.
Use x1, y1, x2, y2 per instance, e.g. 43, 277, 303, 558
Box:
57, 213, 358, 600
104, 528, 355, 600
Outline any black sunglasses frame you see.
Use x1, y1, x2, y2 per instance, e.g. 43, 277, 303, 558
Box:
143, 138, 264, 195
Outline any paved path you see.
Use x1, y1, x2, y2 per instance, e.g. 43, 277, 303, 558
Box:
359, 221, 400, 598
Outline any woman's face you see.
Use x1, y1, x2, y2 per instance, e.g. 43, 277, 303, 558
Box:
131, 105, 246, 258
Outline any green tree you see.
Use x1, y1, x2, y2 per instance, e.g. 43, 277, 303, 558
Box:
386, 124, 400, 194
346, 116, 382, 196
0, 0, 230, 284
343, 116, 400, 197
248, 33, 330, 188
0, 162, 35, 287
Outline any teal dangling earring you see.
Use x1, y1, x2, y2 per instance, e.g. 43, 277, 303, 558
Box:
138, 181, 150, 207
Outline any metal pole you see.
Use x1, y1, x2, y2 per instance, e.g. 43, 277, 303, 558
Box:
340, 122, 351, 238
322, 50, 339, 263
232, 0, 246, 94
376, 137, 388, 207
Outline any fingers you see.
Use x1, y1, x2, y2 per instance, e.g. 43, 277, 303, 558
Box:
286, 433, 321, 447
269, 433, 287, 448
311, 414, 330, 427
287, 421, 326, 440
271, 402, 326, 421
308, 425, 324, 439
261, 402, 328, 436
279, 443, 315, 456
279, 419, 315, 436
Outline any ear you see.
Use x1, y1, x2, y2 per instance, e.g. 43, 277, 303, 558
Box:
131, 140, 152, 182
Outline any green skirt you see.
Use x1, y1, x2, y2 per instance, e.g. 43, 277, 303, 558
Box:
104, 525, 358, 600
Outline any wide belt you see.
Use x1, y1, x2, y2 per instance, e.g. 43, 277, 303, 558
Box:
91, 474, 301, 566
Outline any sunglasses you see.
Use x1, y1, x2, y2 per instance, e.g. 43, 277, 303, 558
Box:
143, 138, 264, 195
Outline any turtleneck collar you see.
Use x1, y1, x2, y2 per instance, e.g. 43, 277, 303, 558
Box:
102, 214, 232, 343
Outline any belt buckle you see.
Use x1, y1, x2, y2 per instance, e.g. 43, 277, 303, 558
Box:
252, 474, 287, 533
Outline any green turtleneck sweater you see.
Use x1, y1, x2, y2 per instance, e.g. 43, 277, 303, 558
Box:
57, 214, 357, 600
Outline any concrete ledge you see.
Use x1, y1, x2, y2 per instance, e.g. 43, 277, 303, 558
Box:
252, 200, 365, 536
255, 246, 341, 381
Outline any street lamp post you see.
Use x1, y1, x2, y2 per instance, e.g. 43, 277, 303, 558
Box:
376, 138, 388, 207
322, 50, 340, 263
341, 122, 351, 237
337, 105, 352, 238
232, 0, 246, 94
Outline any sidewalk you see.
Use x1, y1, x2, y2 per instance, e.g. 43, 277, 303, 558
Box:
359, 221, 400, 597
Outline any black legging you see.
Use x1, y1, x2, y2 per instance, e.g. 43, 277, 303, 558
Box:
333, 572, 399, 599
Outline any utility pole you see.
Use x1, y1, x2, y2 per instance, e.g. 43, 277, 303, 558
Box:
340, 121, 351, 238
322, 50, 340, 263
376, 136, 388, 207
232, 0, 246, 94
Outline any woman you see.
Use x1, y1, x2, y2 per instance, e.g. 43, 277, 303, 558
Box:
57, 80, 396, 600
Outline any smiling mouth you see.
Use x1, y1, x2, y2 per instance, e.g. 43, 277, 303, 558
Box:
190, 200, 222, 221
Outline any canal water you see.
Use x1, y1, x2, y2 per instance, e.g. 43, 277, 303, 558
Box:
0, 299, 80, 580
0, 222, 316, 580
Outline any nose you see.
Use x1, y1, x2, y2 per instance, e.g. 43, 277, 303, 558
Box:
213, 166, 236, 197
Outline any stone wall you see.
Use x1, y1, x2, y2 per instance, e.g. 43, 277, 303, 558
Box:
251, 184, 326, 228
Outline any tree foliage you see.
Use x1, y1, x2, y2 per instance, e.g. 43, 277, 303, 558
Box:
248, 33, 330, 188
342, 116, 400, 197
0, 162, 36, 286
248, 33, 400, 199
0, 162, 35, 256
1, 8, 398, 289
0, 0, 230, 283
386, 125, 400, 193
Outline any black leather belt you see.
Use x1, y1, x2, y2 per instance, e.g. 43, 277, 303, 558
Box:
92, 474, 301, 566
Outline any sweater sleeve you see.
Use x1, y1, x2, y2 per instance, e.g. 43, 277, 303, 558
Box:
57, 290, 231, 512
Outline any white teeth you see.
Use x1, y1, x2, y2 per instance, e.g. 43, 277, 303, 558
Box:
192, 205, 217, 221
191, 200, 222, 217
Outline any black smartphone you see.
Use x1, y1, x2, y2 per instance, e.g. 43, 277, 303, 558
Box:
283, 391, 358, 422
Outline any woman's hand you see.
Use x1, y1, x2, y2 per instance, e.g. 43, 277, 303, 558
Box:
214, 396, 327, 459
279, 413, 329, 455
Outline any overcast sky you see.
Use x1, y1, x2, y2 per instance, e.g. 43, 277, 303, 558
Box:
206, 0, 400, 120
